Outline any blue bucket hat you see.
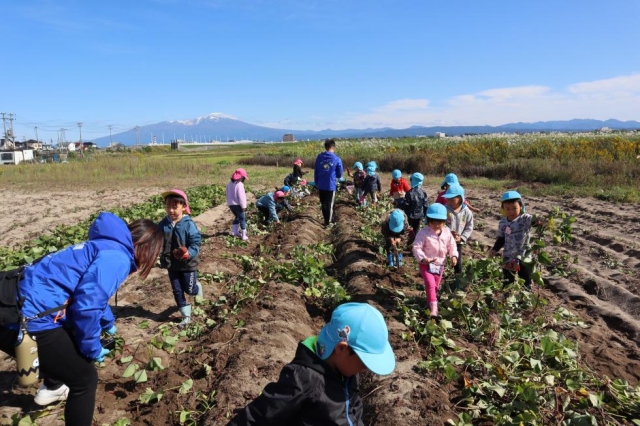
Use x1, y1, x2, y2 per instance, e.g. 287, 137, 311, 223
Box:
353, 161, 363, 171
440, 173, 459, 189
391, 169, 401, 180
389, 209, 405, 233
443, 183, 465, 202
281, 185, 290, 192
426, 203, 448, 220
501, 190, 526, 213
410, 172, 424, 188
317, 303, 396, 376
366, 161, 377, 171
366, 165, 376, 175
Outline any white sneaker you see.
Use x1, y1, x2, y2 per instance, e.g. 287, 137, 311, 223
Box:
34, 384, 69, 405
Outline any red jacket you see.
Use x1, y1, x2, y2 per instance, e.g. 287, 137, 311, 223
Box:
390, 178, 410, 198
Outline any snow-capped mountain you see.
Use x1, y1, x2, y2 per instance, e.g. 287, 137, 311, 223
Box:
92, 114, 640, 146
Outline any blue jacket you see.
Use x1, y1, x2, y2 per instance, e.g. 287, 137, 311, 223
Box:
314, 151, 343, 191
158, 215, 201, 271
256, 192, 287, 223
17, 212, 136, 360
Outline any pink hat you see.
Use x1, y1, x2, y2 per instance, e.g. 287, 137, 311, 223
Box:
294, 158, 303, 166
161, 189, 191, 214
231, 168, 248, 180
274, 191, 286, 199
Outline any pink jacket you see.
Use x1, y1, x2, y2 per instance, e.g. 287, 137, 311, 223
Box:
412, 226, 458, 266
226, 180, 247, 209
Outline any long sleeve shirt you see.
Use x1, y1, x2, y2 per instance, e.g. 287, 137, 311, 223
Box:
412, 226, 458, 267
226, 180, 247, 209
445, 205, 474, 243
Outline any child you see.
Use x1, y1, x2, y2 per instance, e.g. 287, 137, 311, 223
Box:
412, 203, 458, 320
292, 158, 307, 181
442, 183, 474, 288
159, 189, 203, 327
436, 173, 480, 213
256, 191, 291, 225
489, 191, 538, 290
360, 164, 381, 207
381, 208, 409, 267
389, 169, 410, 201
402, 172, 429, 243
346, 161, 367, 205
226, 168, 249, 241
227, 302, 395, 425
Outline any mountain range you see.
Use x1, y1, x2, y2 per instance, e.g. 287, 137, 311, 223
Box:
92, 114, 640, 146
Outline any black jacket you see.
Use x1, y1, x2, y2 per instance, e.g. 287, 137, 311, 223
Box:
362, 174, 381, 195
227, 337, 364, 426
403, 187, 428, 220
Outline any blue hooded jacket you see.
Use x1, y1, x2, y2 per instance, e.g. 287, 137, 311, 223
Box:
17, 212, 136, 360
314, 151, 343, 191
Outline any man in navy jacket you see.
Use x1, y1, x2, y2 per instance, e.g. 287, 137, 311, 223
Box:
313, 139, 343, 227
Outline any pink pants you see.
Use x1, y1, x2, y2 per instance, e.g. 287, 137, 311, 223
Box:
419, 263, 443, 303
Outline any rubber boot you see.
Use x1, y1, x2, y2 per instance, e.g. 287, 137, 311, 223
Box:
196, 282, 203, 298
178, 305, 192, 328
241, 229, 249, 241
397, 253, 403, 267
429, 302, 441, 321
231, 224, 239, 237
387, 253, 394, 267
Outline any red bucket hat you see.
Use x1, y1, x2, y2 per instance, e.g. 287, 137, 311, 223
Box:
161, 189, 191, 214
231, 168, 248, 180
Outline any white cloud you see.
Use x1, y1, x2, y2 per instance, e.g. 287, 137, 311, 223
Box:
325, 73, 640, 129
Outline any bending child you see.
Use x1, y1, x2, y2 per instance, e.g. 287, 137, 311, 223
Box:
381, 209, 409, 267
256, 191, 291, 225
227, 302, 395, 425
412, 204, 458, 320
159, 189, 203, 327
389, 169, 410, 201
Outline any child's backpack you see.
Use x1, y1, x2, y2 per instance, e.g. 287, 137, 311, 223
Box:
353, 170, 366, 188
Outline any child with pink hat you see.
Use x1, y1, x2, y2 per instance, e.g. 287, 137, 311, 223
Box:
158, 189, 203, 327
226, 168, 249, 240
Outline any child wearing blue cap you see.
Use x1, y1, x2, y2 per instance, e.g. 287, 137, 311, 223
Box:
381, 208, 409, 267
489, 191, 539, 289
227, 303, 396, 425
436, 173, 480, 213
360, 164, 382, 207
346, 161, 367, 205
389, 169, 410, 201
402, 172, 429, 244
442, 183, 474, 288
412, 204, 458, 320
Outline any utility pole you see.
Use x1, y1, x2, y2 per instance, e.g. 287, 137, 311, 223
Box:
34, 126, 39, 151
135, 126, 140, 147
1, 112, 16, 150
77, 122, 83, 157
108, 125, 113, 147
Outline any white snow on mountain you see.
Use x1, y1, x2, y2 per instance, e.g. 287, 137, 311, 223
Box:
171, 112, 238, 125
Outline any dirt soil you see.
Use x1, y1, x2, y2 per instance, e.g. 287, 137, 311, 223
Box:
1, 182, 639, 425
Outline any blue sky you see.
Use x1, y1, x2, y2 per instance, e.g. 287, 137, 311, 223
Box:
3, 0, 640, 142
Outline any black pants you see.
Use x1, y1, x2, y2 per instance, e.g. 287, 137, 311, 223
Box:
454, 243, 463, 274
502, 264, 532, 289
318, 190, 336, 226
257, 205, 273, 224
1, 326, 98, 426
407, 218, 422, 243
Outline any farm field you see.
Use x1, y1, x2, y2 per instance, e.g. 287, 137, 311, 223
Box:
1, 139, 639, 425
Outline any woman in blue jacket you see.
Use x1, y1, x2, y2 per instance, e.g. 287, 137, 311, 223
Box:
0, 212, 163, 426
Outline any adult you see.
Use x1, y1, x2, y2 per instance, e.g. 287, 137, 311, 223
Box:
313, 138, 344, 227
0, 212, 163, 426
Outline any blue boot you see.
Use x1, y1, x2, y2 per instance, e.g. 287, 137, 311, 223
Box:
387, 253, 394, 267
397, 253, 403, 267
